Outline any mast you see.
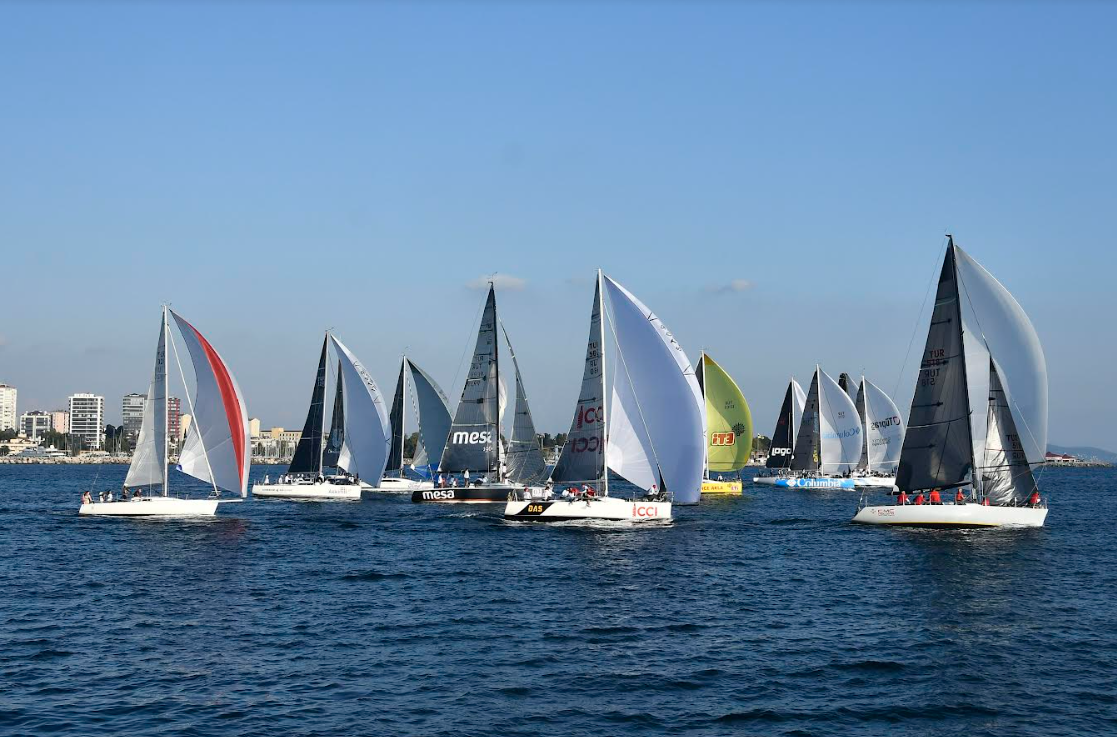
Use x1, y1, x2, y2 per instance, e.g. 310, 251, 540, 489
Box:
399, 355, 407, 477
700, 351, 709, 480
947, 235, 980, 497
861, 374, 871, 475
492, 282, 503, 480
814, 364, 821, 473
318, 331, 329, 477
598, 269, 610, 498
162, 305, 169, 497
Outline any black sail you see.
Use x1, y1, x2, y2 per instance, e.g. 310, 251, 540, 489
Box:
288, 335, 328, 475
766, 381, 796, 469
322, 364, 345, 469
895, 243, 974, 492
440, 286, 500, 474
790, 371, 821, 471
386, 361, 407, 474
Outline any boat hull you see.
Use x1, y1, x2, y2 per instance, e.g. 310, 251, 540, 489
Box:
504, 496, 672, 522
364, 477, 434, 495
701, 479, 743, 495
79, 497, 219, 517
411, 485, 519, 504
852, 503, 1048, 528
753, 476, 896, 490
252, 481, 362, 500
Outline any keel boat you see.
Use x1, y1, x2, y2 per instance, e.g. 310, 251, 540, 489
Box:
79, 307, 250, 517
853, 236, 1049, 527
697, 352, 752, 495
506, 271, 704, 521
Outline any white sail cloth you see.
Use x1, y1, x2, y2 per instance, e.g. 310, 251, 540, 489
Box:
171, 311, 251, 497
603, 276, 704, 504
125, 315, 168, 489
791, 378, 807, 445
606, 362, 659, 492
330, 335, 391, 483
861, 378, 904, 471
817, 368, 863, 473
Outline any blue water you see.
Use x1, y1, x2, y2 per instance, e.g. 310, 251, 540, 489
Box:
1, 464, 1114, 736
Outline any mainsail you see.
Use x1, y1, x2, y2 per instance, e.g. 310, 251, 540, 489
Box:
440, 286, 500, 474
552, 279, 607, 485
791, 372, 822, 471
288, 335, 329, 476
698, 352, 753, 474
124, 311, 168, 490
855, 377, 905, 472
386, 360, 407, 474
603, 275, 704, 504
171, 310, 251, 497
406, 359, 452, 471
330, 335, 391, 482
765, 380, 796, 469
817, 368, 863, 473
500, 324, 547, 484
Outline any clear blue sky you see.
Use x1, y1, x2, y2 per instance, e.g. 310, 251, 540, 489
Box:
2, 2, 1113, 449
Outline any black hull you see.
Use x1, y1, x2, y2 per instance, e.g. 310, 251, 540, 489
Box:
411, 486, 510, 504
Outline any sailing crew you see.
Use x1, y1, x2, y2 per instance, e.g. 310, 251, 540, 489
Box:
122, 488, 130, 501
928, 488, 942, 505
1028, 491, 1041, 507
106, 490, 114, 502
912, 493, 925, 505
81, 491, 92, 505
896, 491, 908, 505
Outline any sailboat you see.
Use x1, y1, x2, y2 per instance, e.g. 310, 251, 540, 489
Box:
365, 356, 452, 493
755, 366, 865, 489
252, 333, 391, 500
79, 307, 249, 516
755, 377, 807, 477
505, 271, 704, 521
854, 237, 1048, 526
849, 375, 905, 486
697, 352, 753, 495
413, 284, 545, 503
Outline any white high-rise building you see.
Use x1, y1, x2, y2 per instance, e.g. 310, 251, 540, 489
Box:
21, 411, 52, 440
68, 393, 105, 450
122, 393, 146, 442
0, 384, 16, 432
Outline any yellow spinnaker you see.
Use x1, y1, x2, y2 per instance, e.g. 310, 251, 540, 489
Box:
701, 353, 753, 473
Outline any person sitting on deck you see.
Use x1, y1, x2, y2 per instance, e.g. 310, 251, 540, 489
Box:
122, 488, 130, 500
106, 490, 114, 502
82, 491, 92, 505
1028, 491, 1041, 507
896, 491, 908, 505
928, 489, 942, 505
956, 489, 966, 504
913, 493, 925, 505
133, 488, 143, 500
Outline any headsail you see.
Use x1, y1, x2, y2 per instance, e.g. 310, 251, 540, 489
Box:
440, 286, 500, 473
817, 368, 863, 473
838, 372, 856, 399
856, 378, 905, 471
603, 276, 704, 504
386, 360, 407, 474
406, 359, 452, 471
288, 335, 328, 476
500, 323, 547, 484
698, 352, 753, 473
791, 372, 822, 471
171, 311, 250, 497
765, 380, 796, 469
606, 361, 659, 491
792, 378, 807, 445
981, 359, 1039, 504
552, 278, 607, 485
125, 311, 168, 490
330, 335, 391, 482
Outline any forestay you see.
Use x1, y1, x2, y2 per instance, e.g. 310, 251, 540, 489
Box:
330, 335, 391, 483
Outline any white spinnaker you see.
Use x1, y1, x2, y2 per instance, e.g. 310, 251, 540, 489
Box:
955, 245, 1048, 468
331, 335, 391, 483
606, 363, 658, 491
862, 378, 905, 470
791, 378, 807, 445
603, 276, 704, 504
817, 368, 863, 473
171, 311, 250, 497
125, 315, 167, 489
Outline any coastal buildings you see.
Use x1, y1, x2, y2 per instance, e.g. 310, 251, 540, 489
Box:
168, 397, 181, 448
68, 393, 105, 450
0, 384, 16, 432
50, 410, 69, 433
20, 410, 52, 440
251, 427, 302, 461
122, 393, 146, 442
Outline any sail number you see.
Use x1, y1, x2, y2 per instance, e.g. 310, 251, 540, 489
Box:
710, 432, 736, 447
919, 368, 940, 387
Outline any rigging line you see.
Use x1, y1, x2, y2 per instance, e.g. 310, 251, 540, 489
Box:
447, 292, 489, 418
167, 318, 220, 496
892, 237, 951, 401
602, 290, 667, 492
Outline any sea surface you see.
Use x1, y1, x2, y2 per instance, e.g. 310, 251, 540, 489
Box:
1, 464, 1114, 737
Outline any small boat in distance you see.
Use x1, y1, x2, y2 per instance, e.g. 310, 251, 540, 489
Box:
854, 236, 1049, 527
697, 351, 752, 495
505, 271, 704, 522
253, 333, 391, 500
79, 307, 250, 516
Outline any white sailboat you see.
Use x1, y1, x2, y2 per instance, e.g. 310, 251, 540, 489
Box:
79, 307, 250, 517
853, 236, 1049, 527
845, 375, 904, 487
365, 356, 451, 494
253, 333, 391, 500
505, 271, 704, 521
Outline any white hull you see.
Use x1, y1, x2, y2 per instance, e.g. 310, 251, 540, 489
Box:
79, 497, 220, 517
852, 502, 1048, 527
505, 496, 672, 522
752, 475, 896, 490
363, 476, 434, 494
252, 480, 362, 500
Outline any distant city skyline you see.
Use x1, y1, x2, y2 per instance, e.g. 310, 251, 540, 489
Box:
2, 3, 1114, 450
